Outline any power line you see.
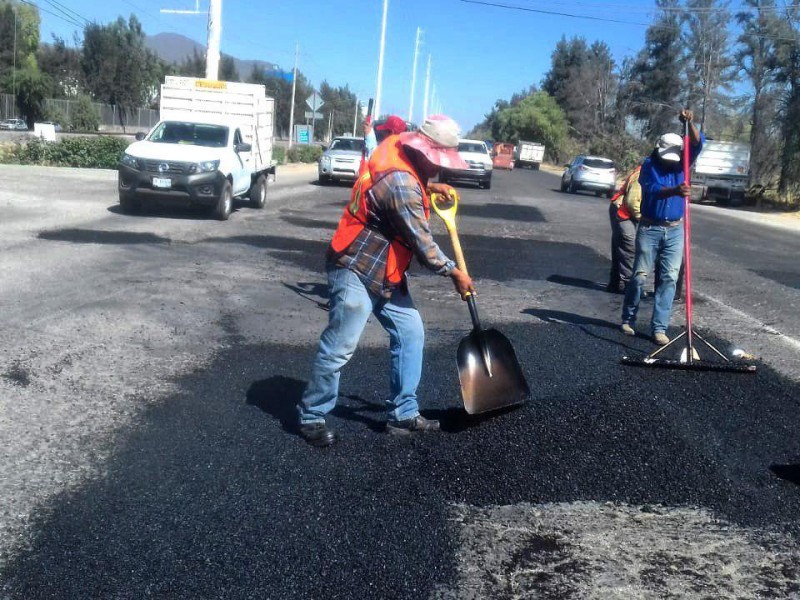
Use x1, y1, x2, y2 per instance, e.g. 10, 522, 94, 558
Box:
42, 0, 90, 25
17, 0, 84, 28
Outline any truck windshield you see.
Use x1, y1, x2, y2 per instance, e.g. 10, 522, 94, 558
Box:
458, 142, 486, 154
149, 122, 229, 148
329, 138, 364, 152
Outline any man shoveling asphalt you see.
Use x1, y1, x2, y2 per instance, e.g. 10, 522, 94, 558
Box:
298, 115, 474, 447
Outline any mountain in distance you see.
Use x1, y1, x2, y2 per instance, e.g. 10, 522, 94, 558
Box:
145, 32, 277, 80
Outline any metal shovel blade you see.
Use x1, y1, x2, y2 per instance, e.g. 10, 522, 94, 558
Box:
456, 327, 530, 415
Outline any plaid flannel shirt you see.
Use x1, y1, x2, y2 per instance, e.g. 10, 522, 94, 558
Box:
328, 171, 455, 298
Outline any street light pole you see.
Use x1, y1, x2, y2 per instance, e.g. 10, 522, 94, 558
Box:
352, 97, 359, 137
288, 43, 299, 147
408, 27, 421, 124
374, 0, 389, 119
422, 54, 431, 121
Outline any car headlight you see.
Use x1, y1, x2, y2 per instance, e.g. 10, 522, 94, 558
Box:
120, 153, 140, 169
320, 155, 331, 167
190, 160, 220, 174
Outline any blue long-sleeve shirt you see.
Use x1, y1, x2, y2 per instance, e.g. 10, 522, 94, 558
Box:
639, 132, 705, 222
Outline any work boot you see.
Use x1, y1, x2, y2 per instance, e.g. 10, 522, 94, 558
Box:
653, 332, 670, 346
620, 323, 635, 336
299, 421, 336, 447
386, 415, 440, 436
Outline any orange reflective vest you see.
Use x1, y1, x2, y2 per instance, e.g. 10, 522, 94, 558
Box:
330, 135, 430, 286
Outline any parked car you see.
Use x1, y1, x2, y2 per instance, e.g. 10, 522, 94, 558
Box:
440, 139, 493, 189
318, 136, 365, 184
561, 155, 616, 197
492, 142, 515, 170
0, 118, 28, 131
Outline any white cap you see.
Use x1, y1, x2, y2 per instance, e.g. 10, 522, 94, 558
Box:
656, 132, 683, 162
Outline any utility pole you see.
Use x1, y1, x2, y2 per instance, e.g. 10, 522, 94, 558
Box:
161, 0, 220, 80
431, 84, 437, 117
288, 43, 299, 147
352, 97, 359, 136
408, 27, 422, 124
12, 8, 17, 102
206, 0, 222, 80
374, 0, 389, 119
422, 54, 431, 121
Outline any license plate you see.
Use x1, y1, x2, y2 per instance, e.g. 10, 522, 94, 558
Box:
152, 177, 172, 189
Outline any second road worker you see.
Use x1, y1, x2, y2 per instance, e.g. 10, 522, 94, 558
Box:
297, 115, 474, 447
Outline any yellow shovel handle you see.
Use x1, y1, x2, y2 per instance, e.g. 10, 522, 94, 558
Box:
431, 190, 470, 277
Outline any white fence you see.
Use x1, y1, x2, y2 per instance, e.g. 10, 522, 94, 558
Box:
0, 94, 159, 131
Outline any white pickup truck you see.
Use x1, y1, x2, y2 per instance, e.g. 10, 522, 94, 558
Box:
515, 141, 545, 170
691, 140, 750, 207
118, 76, 276, 220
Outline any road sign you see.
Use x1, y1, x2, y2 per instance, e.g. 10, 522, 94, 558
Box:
304, 111, 323, 120
294, 124, 312, 144
306, 92, 324, 112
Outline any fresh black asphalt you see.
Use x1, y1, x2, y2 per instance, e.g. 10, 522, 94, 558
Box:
2, 169, 800, 599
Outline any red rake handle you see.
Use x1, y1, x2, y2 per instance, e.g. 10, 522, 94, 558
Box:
683, 116, 695, 360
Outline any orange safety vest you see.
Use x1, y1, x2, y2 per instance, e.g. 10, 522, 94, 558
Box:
330, 134, 430, 285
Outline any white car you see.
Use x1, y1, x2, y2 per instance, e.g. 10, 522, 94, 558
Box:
561, 155, 616, 197
318, 136, 365, 184
440, 139, 493, 189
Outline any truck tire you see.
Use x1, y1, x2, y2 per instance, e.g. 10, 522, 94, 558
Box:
214, 180, 233, 221
483, 178, 492, 190
250, 175, 267, 209
119, 193, 140, 214
568, 180, 577, 194
729, 191, 746, 207
533, 163, 540, 171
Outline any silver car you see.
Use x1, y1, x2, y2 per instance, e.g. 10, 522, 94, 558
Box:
0, 118, 28, 131
318, 136, 365, 184
561, 155, 616, 197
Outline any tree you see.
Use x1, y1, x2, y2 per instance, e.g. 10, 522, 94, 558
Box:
494, 91, 569, 161
69, 93, 100, 131
13, 66, 51, 126
0, 0, 40, 89
625, 0, 685, 139
81, 15, 162, 131
737, 0, 782, 186
38, 35, 83, 98
248, 65, 312, 139
178, 48, 205, 78
683, 0, 736, 133
319, 80, 359, 140
219, 54, 238, 81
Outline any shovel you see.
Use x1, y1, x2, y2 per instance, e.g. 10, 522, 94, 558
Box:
430, 189, 531, 414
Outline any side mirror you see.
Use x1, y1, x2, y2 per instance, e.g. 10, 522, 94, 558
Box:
235, 142, 252, 153
321, 145, 328, 151
135, 132, 146, 141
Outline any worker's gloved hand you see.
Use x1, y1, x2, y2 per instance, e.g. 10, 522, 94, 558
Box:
450, 267, 475, 301
427, 182, 457, 201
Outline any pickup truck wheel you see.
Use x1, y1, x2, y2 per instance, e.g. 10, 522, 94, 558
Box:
533, 163, 540, 171
483, 178, 492, 190
214, 181, 233, 221
250, 175, 267, 209
318, 174, 330, 185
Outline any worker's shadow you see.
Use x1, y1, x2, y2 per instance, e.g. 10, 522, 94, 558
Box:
547, 274, 609, 293
283, 282, 330, 311
770, 464, 800, 486
246, 376, 385, 433
522, 308, 645, 353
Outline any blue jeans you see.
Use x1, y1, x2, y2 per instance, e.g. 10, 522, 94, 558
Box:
298, 267, 424, 425
621, 223, 684, 334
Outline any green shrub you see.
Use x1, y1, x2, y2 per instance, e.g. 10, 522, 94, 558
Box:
286, 144, 323, 163
69, 95, 101, 132
273, 146, 286, 164
7, 136, 130, 169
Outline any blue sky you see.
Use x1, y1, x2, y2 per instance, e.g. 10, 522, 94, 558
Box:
38, 0, 665, 130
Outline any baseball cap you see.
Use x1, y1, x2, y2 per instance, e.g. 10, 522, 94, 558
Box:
656, 132, 683, 162
399, 114, 469, 171
375, 115, 408, 135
